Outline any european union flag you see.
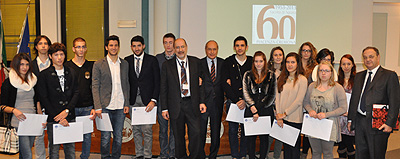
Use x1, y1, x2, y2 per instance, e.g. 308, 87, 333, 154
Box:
18, 14, 30, 56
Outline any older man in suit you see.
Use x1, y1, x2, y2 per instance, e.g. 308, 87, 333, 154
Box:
348, 46, 400, 159
161, 38, 207, 159
199, 40, 224, 159
125, 35, 160, 159
92, 35, 130, 159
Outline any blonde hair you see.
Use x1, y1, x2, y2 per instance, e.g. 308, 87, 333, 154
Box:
315, 62, 336, 88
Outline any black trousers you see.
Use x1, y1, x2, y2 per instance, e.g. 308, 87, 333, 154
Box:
247, 134, 269, 159
170, 98, 202, 159
355, 113, 390, 159
283, 120, 302, 159
199, 103, 223, 159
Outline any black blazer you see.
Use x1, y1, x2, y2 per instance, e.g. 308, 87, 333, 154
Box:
125, 53, 160, 105
37, 66, 79, 122
160, 56, 205, 119
348, 66, 400, 132
200, 57, 224, 112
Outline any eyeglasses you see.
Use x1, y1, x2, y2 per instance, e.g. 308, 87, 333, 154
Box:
302, 49, 312, 53
74, 46, 87, 49
319, 69, 331, 73
322, 58, 331, 62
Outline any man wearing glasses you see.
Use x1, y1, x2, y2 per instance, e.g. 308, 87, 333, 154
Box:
65, 37, 95, 159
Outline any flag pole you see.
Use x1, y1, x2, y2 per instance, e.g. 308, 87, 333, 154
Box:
16, 0, 31, 54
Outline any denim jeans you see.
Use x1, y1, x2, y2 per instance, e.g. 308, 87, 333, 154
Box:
35, 131, 46, 159
47, 122, 75, 159
101, 108, 125, 159
227, 102, 247, 158
157, 105, 175, 158
17, 127, 35, 159
75, 106, 93, 159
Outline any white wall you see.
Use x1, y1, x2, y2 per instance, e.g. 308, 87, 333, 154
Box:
40, 0, 61, 43
180, 0, 207, 58
108, 0, 142, 58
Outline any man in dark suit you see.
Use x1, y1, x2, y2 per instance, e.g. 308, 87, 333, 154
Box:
155, 33, 176, 159
161, 38, 207, 159
199, 40, 224, 159
125, 35, 160, 159
348, 46, 400, 159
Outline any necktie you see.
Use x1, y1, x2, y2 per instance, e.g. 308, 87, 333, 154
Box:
180, 61, 188, 96
211, 60, 216, 82
360, 71, 372, 113
135, 57, 140, 77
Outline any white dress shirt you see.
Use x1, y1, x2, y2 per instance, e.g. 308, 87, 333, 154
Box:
106, 55, 125, 110
134, 53, 144, 74
37, 57, 51, 72
207, 57, 217, 77
357, 65, 380, 115
176, 57, 191, 97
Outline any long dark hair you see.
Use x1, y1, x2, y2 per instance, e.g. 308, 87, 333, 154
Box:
298, 42, 317, 77
33, 35, 51, 55
10, 53, 33, 84
316, 48, 335, 66
251, 51, 268, 84
338, 54, 356, 90
267, 46, 285, 72
277, 53, 303, 93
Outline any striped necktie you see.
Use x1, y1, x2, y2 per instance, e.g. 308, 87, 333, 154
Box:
180, 61, 188, 96
211, 59, 216, 82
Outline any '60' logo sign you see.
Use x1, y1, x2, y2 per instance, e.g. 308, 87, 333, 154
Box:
252, 5, 296, 44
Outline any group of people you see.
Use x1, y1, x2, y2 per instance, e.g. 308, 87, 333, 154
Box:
0, 33, 398, 159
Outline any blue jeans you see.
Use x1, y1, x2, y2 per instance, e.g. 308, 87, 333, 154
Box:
227, 102, 247, 158
157, 105, 175, 158
75, 106, 93, 159
47, 122, 75, 159
101, 108, 125, 159
17, 127, 35, 159
34, 131, 46, 159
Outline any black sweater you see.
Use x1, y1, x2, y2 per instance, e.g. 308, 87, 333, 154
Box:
65, 60, 94, 108
222, 54, 253, 103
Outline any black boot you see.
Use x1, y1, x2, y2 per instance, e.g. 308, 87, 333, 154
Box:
337, 148, 347, 159
347, 150, 355, 159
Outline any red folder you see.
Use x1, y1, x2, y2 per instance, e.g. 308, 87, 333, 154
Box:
372, 104, 399, 130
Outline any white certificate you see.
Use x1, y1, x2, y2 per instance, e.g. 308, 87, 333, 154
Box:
53, 122, 83, 145
243, 116, 271, 136
17, 114, 48, 136
346, 93, 351, 112
269, 120, 300, 147
76, 116, 94, 134
131, 106, 157, 125
95, 113, 113, 131
226, 103, 245, 123
301, 114, 333, 141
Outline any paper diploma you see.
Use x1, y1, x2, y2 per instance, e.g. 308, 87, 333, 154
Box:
243, 116, 271, 136
131, 106, 157, 125
76, 115, 94, 134
269, 120, 300, 147
95, 113, 113, 131
301, 114, 333, 141
17, 114, 48, 136
226, 103, 245, 123
53, 122, 83, 144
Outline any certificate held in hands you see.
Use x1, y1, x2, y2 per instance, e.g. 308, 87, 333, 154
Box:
243, 116, 271, 136
226, 103, 245, 123
131, 106, 157, 125
270, 120, 300, 147
301, 114, 333, 141
53, 122, 83, 145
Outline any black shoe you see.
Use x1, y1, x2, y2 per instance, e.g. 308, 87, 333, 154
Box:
135, 156, 144, 159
